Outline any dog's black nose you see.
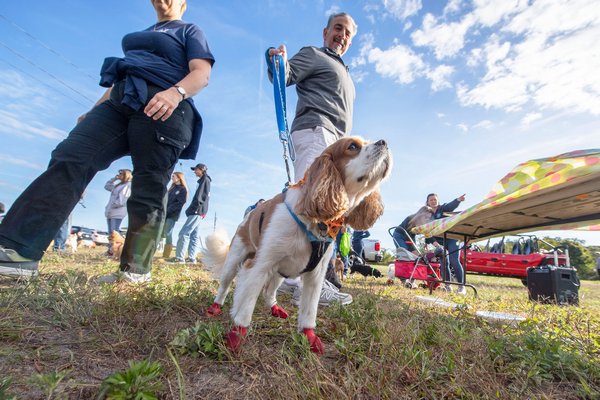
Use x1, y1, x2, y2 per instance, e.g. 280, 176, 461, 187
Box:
375, 139, 387, 147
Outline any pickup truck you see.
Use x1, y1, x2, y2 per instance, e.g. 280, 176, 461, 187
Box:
361, 239, 383, 263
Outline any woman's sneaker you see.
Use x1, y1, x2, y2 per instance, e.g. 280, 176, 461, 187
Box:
0, 246, 39, 278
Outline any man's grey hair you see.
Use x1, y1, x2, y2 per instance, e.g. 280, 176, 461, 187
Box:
326, 12, 358, 38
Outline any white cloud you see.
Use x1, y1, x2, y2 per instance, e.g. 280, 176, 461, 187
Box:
426, 64, 454, 91
436, 112, 446, 118
457, 123, 468, 132
411, 13, 475, 59
521, 112, 542, 127
367, 43, 426, 84
443, 0, 463, 16
324, 5, 341, 17
472, 119, 493, 130
458, 1, 600, 115
0, 110, 66, 140
383, 0, 422, 20
0, 154, 44, 170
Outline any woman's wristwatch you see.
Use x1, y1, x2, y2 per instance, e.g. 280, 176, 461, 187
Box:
174, 85, 187, 100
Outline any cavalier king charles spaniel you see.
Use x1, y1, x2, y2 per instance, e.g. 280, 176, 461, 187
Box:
203, 137, 392, 354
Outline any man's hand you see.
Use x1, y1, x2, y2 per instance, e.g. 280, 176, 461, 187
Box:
457, 194, 466, 202
268, 45, 287, 68
200, 214, 206, 219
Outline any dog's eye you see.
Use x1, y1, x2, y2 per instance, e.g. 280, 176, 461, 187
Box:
348, 142, 359, 151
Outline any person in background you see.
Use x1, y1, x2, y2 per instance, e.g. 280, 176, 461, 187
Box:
596, 251, 600, 278
268, 12, 357, 306
104, 169, 132, 256
0, 0, 214, 281
52, 217, 72, 253
173, 163, 210, 263
427, 193, 467, 294
161, 172, 188, 259
352, 230, 370, 260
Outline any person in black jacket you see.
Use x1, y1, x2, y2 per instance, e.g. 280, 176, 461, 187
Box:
173, 163, 210, 263
161, 172, 188, 258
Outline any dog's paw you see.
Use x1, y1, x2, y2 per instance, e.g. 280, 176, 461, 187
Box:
206, 303, 222, 317
270, 304, 289, 319
302, 328, 324, 355
225, 326, 247, 352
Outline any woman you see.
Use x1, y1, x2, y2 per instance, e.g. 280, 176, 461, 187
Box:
162, 172, 187, 258
104, 169, 133, 256
427, 193, 467, 294
0, 0, 214, 282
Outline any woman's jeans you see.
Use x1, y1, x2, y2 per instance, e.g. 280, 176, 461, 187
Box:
0, 81, 194, 274
162, 218, 177, 245
107, 218, 123, 253
176, 215, 202, 261
438, 238, 464, 284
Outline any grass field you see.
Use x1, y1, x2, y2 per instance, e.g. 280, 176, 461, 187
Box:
1, 248, 599, 399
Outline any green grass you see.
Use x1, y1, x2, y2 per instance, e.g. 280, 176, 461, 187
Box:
1, 248, 599, 399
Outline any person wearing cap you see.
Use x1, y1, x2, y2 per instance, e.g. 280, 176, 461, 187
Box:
172, 163, 211, 263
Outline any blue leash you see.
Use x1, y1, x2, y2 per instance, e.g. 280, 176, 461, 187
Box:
270, 54, 296, 184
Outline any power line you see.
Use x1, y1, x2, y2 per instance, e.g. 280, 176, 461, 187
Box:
0, 57, 91, 108
0, 40, 96, 104
0, 13, 98, 83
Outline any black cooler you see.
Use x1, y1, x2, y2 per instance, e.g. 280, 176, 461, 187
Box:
527, 266, 580, 305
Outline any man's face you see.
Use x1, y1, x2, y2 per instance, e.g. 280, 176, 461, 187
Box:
323, 15, 354, 56
194, 168, 204, 177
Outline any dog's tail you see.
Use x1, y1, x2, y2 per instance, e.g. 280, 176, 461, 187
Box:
202, 228, 230, 279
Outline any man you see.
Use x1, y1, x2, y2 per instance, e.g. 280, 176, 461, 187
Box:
173, 163, 211, 263
596, 252, 600, 278
266, 12, 357, 306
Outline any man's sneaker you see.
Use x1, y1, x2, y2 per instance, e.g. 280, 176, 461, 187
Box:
319, 280, 352, 306
456, 285, 467, 295
97, 271, 151, 284
185, 258, 196, 264
277, 281, 298, 295
165, 257, 186, 264
0, 246, 39, 278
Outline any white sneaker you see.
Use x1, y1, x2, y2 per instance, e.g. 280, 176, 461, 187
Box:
318, 280, 353, 306
440, 284, 453, 292
457, 285, 467, 295
277, 281, 298, 295
97, 271, 151, 284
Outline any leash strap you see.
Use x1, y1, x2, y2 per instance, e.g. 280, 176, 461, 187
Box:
271, 54, 296, 184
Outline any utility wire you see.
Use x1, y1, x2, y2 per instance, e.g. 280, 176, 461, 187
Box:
0, 57, 91, 108
0, 13, 98, 83
0, 40, 96, 104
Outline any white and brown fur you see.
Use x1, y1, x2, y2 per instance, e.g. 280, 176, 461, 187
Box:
203, 137, 392, 351
109, 231, 125, 260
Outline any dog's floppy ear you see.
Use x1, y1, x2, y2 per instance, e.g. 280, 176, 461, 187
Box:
298, 153, 349, 221
346, 190, 384, 230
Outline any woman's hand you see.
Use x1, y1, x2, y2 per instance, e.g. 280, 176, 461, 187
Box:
144, 87, 182, 121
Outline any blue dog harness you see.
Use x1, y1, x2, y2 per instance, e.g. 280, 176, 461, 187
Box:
283, 202, 333, 276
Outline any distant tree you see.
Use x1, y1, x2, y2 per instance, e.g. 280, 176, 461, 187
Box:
540, 237, 595, 278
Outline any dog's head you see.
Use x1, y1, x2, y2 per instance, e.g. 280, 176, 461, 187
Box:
298, 136, 392, 229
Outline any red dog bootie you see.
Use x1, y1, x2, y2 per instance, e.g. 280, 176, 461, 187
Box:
206, 302, 221, 317
270, 304, 289, 319
302, 328, 324, 355
225, 326, 248, 352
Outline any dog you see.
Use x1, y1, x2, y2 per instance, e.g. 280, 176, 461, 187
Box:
350, 260, 382, 278
334, 256, 345, 281
203, 137, 392, 354
108, 231, 125, 260
66, 233, 78, 253
78, 239, 96, 249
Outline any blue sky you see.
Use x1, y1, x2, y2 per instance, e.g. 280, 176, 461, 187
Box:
1, 0, 599, 249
